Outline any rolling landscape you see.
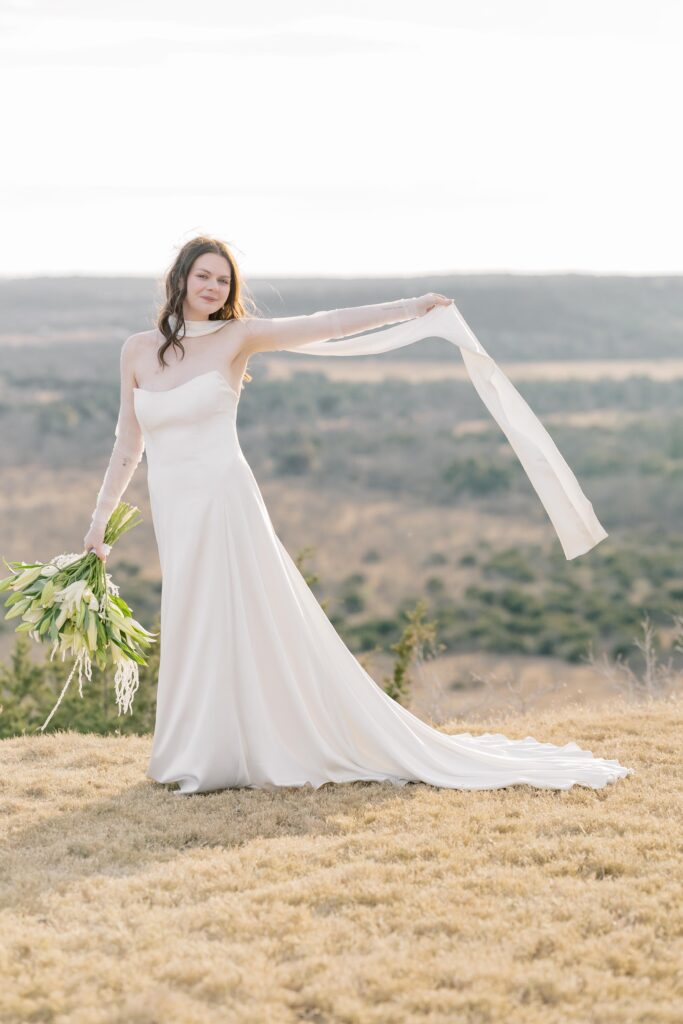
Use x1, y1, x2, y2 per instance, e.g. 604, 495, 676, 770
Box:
1, 273, 682, 733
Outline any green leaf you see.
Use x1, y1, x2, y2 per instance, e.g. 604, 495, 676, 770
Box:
110, 594, 132, 616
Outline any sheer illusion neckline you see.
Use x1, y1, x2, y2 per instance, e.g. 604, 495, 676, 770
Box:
133, 369, 240, 400
170, 317, 231, 338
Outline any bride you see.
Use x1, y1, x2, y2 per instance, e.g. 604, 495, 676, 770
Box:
82, 235, 633, 795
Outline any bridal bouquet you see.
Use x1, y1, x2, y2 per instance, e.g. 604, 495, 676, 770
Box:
0, 502, 158, 732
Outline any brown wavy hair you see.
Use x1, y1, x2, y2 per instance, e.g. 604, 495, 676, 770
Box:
155, 235, 261, 385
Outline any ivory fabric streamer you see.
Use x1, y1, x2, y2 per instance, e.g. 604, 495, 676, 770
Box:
283, 301, 608, 561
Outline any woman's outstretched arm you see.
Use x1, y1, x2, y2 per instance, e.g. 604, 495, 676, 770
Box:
236, 293, 451, 357
82, 335, 145, 561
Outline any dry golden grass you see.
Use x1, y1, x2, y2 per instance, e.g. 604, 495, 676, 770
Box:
453, 408, 654, 437
265, 356, 683, 386
0, 696, 679, 1024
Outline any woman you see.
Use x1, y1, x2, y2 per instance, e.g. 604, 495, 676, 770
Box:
83, 235, 633, 794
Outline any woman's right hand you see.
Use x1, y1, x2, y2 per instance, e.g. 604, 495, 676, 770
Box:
83, 524, 111, 561
414, 293, 454, 316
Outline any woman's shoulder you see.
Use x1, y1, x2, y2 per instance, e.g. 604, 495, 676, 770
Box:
122, 328, 159, 357
130, 327, 159, 342
122, 327, 156, 347
123, 318, 254, 356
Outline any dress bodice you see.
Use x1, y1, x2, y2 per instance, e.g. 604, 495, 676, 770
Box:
133, 368, 241, 481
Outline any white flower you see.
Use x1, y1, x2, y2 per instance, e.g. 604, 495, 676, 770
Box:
13, 566, 43, 589
48, 552, 84, 570
54, 580, 93, 616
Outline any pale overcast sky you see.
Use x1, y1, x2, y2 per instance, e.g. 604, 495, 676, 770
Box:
1, 0, 681, 278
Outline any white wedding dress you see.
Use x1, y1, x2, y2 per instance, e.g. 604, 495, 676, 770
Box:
90, 300, 634, 794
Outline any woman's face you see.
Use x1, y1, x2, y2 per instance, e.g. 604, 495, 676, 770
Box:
183, 253, 232, 319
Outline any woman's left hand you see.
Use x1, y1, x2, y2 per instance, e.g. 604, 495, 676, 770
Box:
416, 293, 454, 316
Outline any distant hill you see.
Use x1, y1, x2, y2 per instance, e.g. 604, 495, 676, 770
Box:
1, 272, 681, 361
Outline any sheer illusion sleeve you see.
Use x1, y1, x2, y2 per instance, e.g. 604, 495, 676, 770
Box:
243, 296, 422, 353
85, 337, 145, 546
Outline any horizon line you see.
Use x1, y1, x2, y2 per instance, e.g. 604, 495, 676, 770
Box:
2, 269, 683, 281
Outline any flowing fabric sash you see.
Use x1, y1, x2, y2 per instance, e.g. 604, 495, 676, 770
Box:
282, 301, 608, 561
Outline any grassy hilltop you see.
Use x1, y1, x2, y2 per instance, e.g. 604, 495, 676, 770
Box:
0, 696, 679, 1024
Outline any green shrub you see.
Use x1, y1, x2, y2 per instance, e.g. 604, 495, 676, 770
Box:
442, 456, 514, 496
